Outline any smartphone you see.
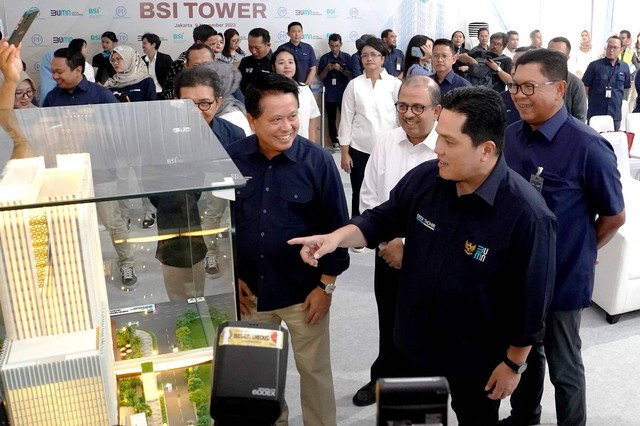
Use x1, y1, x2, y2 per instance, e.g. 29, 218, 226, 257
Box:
7, 7, 40, 46
411, 46, 424, 58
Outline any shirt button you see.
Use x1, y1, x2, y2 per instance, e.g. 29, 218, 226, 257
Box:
265, 187, 270, 191
260, 232, 265, 236
294, 194, 298, 199
268, 165, 273, 169
262, 209, 267, 213
260, 275, 264, 280
260, 254, 264, 259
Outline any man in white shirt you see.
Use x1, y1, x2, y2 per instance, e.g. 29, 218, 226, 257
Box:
141, 33, 173, 99
504, 31, 519, 58
352, 75, 442, 406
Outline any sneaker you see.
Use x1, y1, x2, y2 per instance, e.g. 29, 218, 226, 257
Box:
142, 212, 156, 229
352, 381, 376, 406
205, 253, 220, 277
124, 216, 131, 231
120, 266, 138, 290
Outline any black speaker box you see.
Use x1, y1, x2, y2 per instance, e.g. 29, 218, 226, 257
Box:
210, 321, 289, 426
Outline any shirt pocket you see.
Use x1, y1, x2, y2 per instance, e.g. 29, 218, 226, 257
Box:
278, 184, 314, 225
235, 184, 258, 223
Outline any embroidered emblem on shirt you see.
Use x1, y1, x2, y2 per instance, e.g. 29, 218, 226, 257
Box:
416, 213, 436, 230
465, 240, 489, 262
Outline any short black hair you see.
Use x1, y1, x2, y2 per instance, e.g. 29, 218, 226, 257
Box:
287, 21, 303, 32
607, 35, 623, 47
143, 33, 161, 50
491, 32, 508, 46
381, 29, 394, 39
441, 86, 506, 152
433, 38, 455, 54
507, 30, 519, 38
193, 24, 217, 43
101, 31, 117, 43
548, 36, 572, 54
245, 72, 299, 119
620, 30, 631, 39
248, 27, 270, 44
359, 37, 386, 57
328, 33, 342, 43
68, 39, 86, 54
53, 48, 85, 74
477, 28, 490, 36
515, 46, 534, 53
271, 47, 300, 82
514, 48, 567, 82
530, 29, 541, 39
174, 66, 222, 99
186, 44, 214, 64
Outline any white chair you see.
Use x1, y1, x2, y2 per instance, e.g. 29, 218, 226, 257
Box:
627, 113, 640, 159
589, 115, 615, 133
619, 100, 628, 131
601, 132, 631, 179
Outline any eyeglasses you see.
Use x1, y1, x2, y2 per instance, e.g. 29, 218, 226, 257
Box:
489, 42, 503, 48
15, 89, 34, 99
193, 100, 215, 111
395, 102, 431, 115
507, 81, 558, 96
360, 52, 382, 59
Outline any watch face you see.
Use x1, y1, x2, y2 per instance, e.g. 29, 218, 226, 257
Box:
324, 284, 336, 294
517, 363, 528, 374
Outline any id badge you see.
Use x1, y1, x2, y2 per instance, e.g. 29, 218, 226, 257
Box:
529, 167, 544, 193
331, 78, 337, 86
605, 86, 612, 98
396, 59, 402, 71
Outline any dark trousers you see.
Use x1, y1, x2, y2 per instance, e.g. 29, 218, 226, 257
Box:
397, 353, 500, 425
325, 102, 341, 145
369, 248, 401, 381
348, 146, 370, 218
509, 309, 586, 426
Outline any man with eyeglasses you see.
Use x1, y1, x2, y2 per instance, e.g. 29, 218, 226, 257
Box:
467, 32, 513, 92
582, 35, 631, 130
501, 48, 625, 426
429, 39, 471, 97
351, 76, 442, 407
290, 86, 557, 424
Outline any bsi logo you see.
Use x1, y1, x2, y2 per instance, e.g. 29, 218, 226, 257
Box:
326, 9, 336, 15
118, 33, 129, 43
88, 8, 101, 15
90, 34, 101, 41
173, 33, 184, 40
31, 34, 43, 46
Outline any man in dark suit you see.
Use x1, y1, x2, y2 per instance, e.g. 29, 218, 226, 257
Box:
142, 33, 173, 100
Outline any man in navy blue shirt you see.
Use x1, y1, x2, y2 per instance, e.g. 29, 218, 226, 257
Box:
502, 49, 625, 426
238, 27, 273, 94
318, 33, 352, 148
382, 29, 404, 78
174, 66, 245, 278
290, 86, 557, 425
430, 39, 472, 97
43, 48, 138, 289
227, 73, 349, 426
582, 35, 631, 130
282, 21, 318, 85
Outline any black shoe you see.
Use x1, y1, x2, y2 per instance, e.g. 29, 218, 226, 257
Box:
142, 212, 156, 229
120, 266, 138, 290
352, 381, 376, 407
498, 416, 541, 426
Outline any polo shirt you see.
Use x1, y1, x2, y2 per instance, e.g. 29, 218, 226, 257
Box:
239, 53, 273, 93
430, 69, 472, 97
43, 78, 117, 107
318, 51, 352, 103
227, 134, 350, 311
282, 41, 318, 84
504, 107, 624, 311
353, 155, 557, 366
383, 48, 404, 77
210, 117, 246, 148
582, 57, 631, 120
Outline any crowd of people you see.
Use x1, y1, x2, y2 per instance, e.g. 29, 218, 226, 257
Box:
0, 20, 636, 426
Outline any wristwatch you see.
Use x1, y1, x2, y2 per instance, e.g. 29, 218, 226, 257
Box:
318, 280, 336, 295
503, 355, 527, 374
494, 66, 503, 74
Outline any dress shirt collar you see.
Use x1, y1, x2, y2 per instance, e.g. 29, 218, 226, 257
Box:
470, 153, 509, 206
398, 124, 439, 151
523, 106, 567, 142
244, 133, 301, 163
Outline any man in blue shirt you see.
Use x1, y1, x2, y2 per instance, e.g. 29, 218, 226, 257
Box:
174, 66, 245, 279
502, 49, 625, 426
582, 35, 631, 130
290, 86, 557, 425
282, 21, 318, 85
382, 29, 404, 78
430, 39, 472, 96
43, 48, 137, 289
318, 33, 352, 148
227, 73, 349, 426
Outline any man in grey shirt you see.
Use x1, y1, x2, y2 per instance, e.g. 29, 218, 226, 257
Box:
548, 37, 588, 122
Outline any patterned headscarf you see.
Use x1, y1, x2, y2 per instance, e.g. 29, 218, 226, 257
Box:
103, 45, 149, 88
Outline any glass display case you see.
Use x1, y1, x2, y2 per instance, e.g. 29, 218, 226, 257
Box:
0, 100, 245, 425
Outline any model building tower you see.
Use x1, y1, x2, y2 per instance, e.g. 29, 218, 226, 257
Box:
0, 154, 117, 425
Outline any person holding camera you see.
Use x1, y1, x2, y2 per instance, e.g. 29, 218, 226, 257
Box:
104, 45, 156, 102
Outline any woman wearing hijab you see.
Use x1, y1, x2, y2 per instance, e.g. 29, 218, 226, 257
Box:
104, 45, 156, 102
571, 30, 599, 79
13, 71, 37, 109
